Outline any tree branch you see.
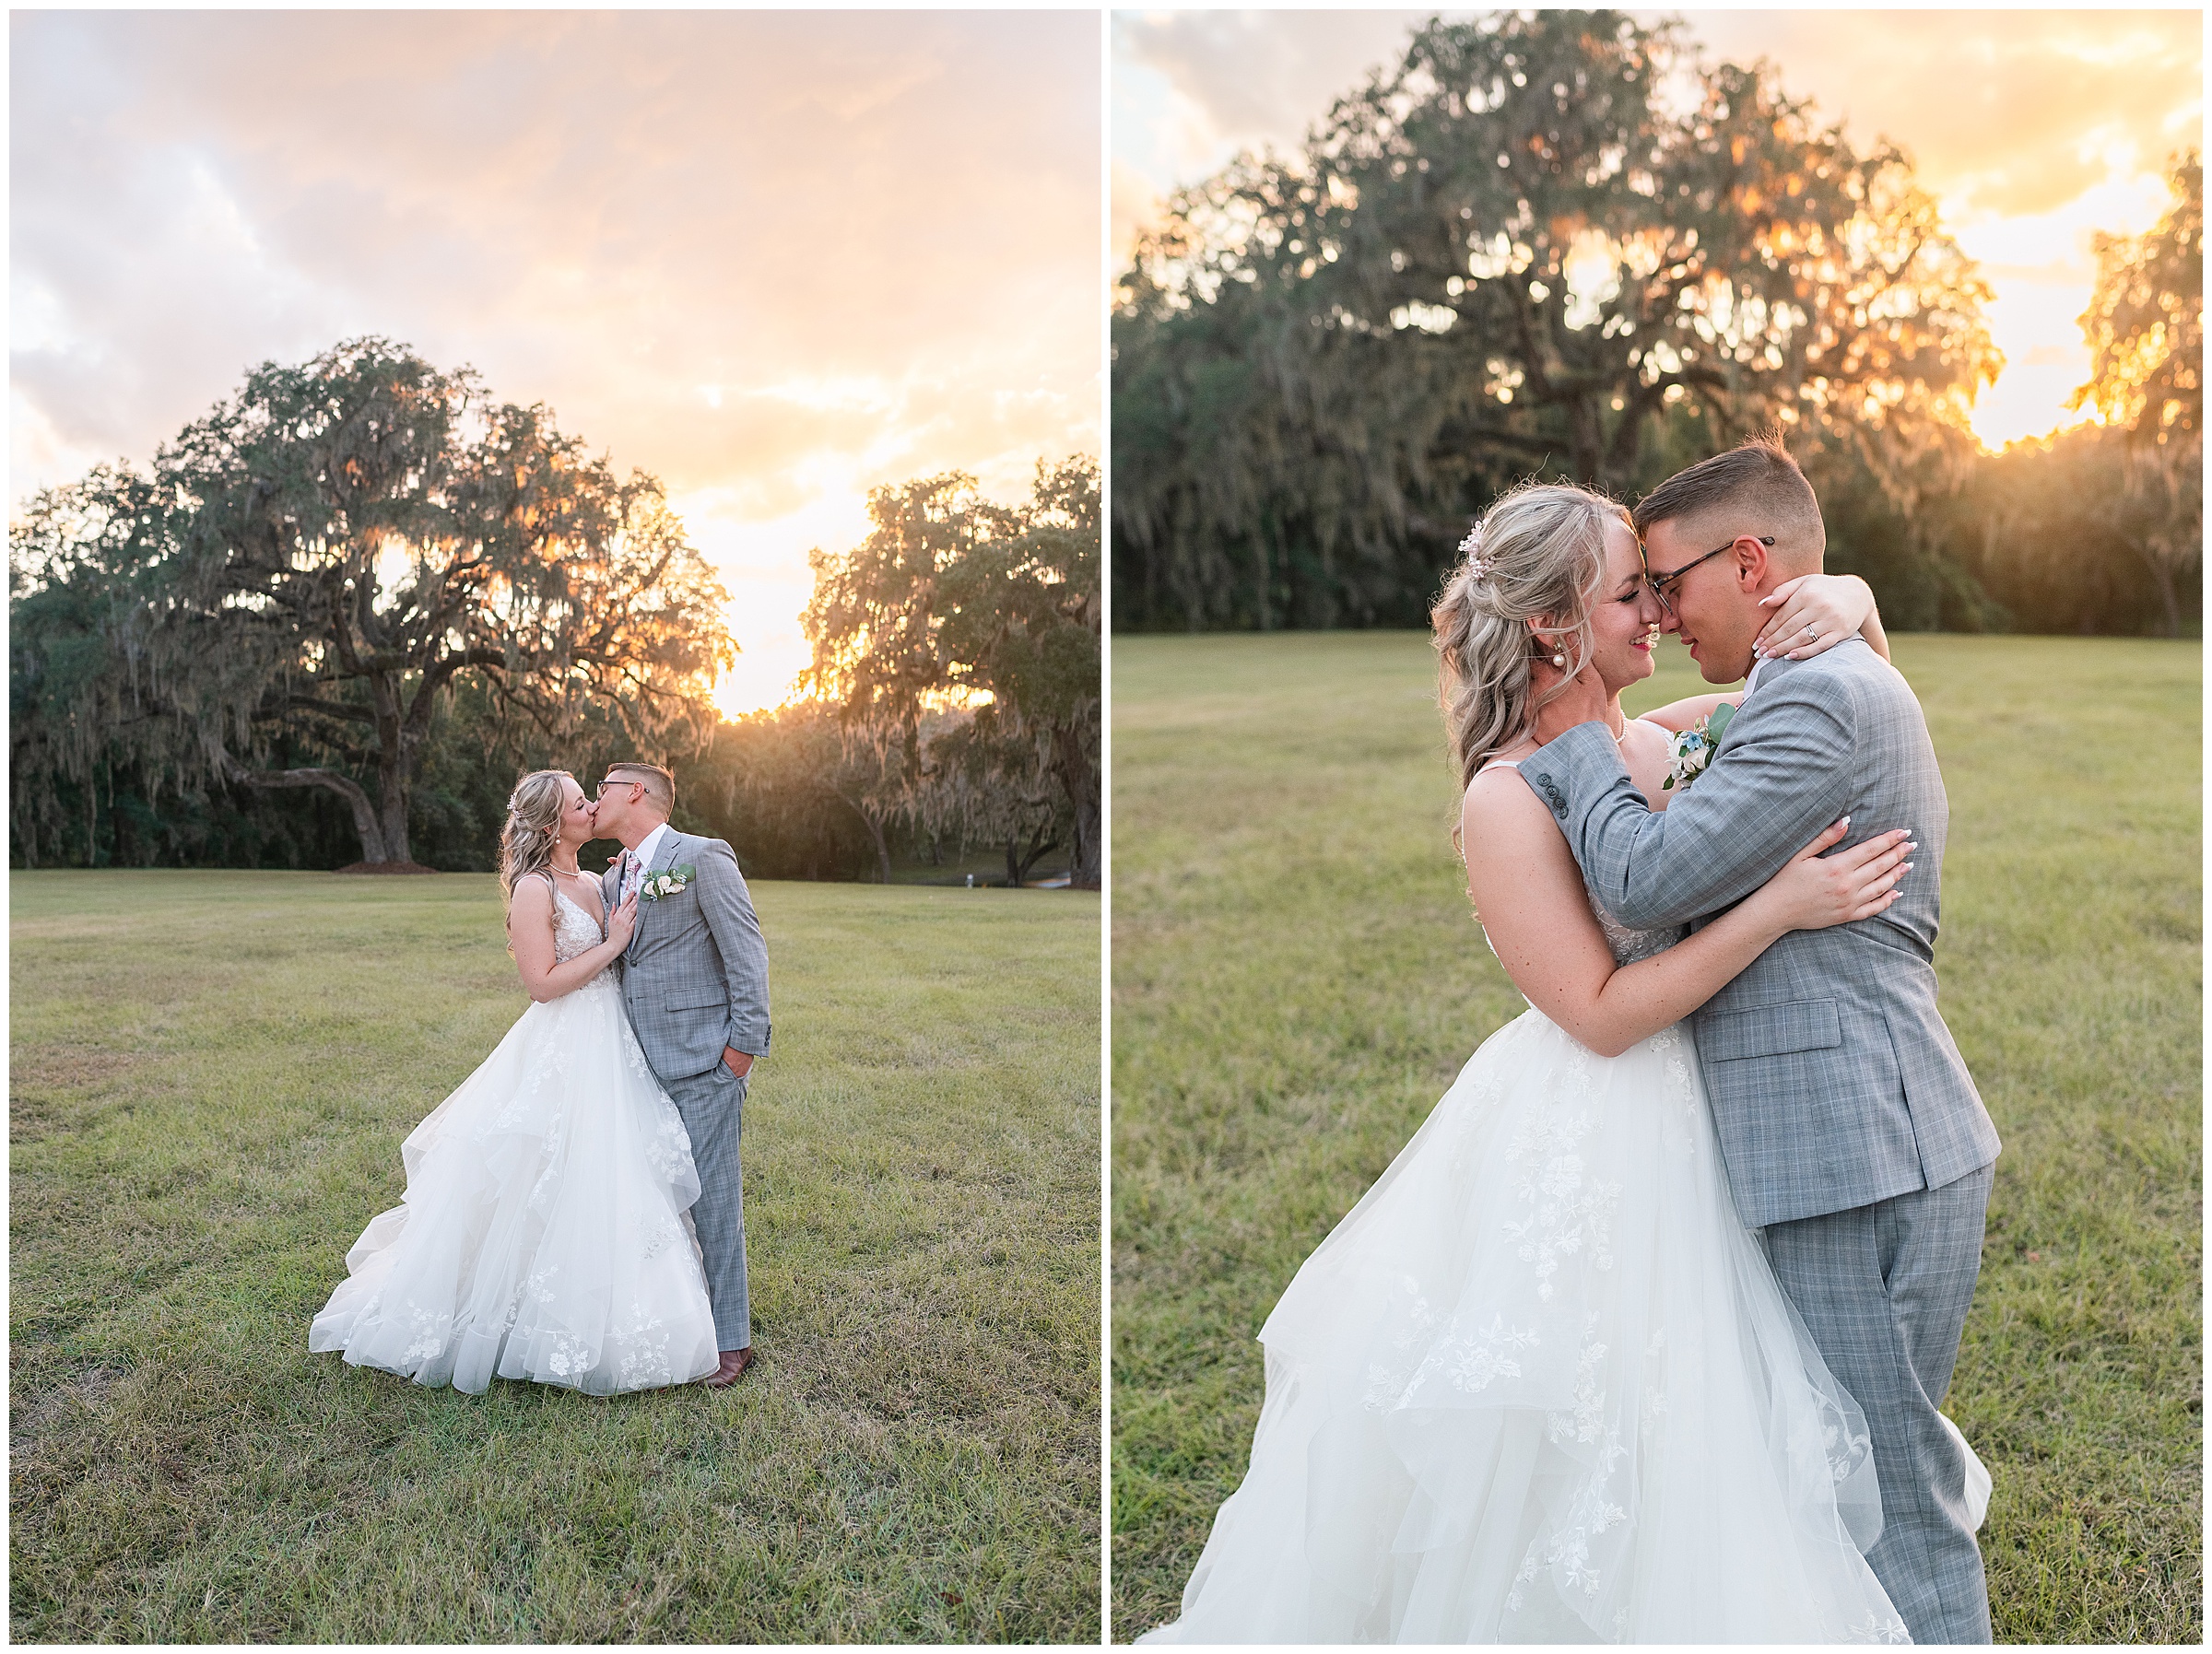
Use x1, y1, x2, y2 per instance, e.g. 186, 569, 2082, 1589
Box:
219, 753, 389, 862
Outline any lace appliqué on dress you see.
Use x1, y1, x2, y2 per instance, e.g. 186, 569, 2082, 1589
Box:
1581, 872, 1679, 968
1501, 1089, 1621, 1300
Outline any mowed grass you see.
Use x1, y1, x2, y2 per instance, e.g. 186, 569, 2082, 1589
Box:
11, 874, 1100, 1642
1112, 631, 2199, 1644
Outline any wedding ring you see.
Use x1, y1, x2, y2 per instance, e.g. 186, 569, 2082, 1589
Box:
1804, 626, 1818, 640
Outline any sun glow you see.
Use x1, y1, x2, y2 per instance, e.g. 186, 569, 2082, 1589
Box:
1113, 14, 2201, 462
1953, 167, 2176, 451
671, 485, 876, 719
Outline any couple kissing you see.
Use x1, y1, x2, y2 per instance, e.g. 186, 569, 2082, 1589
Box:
312, 762, 771, 1396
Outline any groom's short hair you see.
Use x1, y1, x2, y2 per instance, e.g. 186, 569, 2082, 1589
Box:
606, 761, 675, 815
1632, 436, 1825, 570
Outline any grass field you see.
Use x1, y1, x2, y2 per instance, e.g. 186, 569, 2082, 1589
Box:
1112, 632, 2200, 1644
11, 874, 1100, 1642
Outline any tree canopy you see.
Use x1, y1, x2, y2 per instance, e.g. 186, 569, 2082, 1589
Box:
2075, 151, 2203, 447
11, 338, 733, 866
803, 458, 1101, 886
2062, 150, 2202, 635
1113, 10, 2001, 630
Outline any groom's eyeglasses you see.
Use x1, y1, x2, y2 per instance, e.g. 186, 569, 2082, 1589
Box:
594, 780, 641, 800
1644, 535, 1773, 612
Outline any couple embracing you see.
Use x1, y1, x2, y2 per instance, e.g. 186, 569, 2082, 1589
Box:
312, 763, 770, 1395
1145, 440, 2002, 1644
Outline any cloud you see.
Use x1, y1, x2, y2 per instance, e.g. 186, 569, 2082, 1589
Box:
1675, 10, 2203, 222
12, 11, 1100, 707
1112, 10, 2199, 217
1112, 8, 1423, 253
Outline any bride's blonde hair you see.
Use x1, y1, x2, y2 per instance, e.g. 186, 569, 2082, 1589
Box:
1432, 481, 1631, 796
499, 769, 573, 924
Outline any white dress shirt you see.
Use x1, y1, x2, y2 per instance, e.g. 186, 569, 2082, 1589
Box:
620, 821, 673, 903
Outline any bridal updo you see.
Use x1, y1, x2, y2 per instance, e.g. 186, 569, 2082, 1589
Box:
499, 769, 574, 921
1432, 482, 1632, 793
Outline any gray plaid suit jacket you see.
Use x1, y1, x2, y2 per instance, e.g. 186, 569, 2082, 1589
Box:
601, 828, 771, 1084
1521, 638, 1999, 1227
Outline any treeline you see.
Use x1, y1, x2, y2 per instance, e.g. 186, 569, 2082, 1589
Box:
10, 336, 1100, 881
1111, 12, 2201, 639
4, 689, 1077, 885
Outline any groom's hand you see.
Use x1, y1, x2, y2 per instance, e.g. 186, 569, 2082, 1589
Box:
1530, 661, 1612, 746
723, 1047, 755, 1078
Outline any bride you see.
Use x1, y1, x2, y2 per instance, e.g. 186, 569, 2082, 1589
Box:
1138, 483, 1977, 1643
310, 769, 722, 1395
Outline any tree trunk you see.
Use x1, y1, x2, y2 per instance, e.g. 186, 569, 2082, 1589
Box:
824, 783, 893, 882
2147, 550, 2182, 639
228, 757, 391, 863
1005, 821, 1059, 886
2152, 561, 2182, 639
1567, 394, 1606, 489
377, 786, 414, 866
370, 671, 416, 865
1050, 719, 1102, 889
2119, 534, 2184, 637
867, 814, 891, 883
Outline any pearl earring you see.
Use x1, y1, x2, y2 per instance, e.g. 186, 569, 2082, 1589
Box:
1551, 651, 1566, 667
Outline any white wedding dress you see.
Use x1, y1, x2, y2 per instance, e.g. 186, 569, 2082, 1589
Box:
311, 887, 721, 1395
1138, 866, 1982, 1643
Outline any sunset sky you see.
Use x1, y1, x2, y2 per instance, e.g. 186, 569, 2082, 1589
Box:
1113, 9, 2203, 451
12, 11, 1101, 715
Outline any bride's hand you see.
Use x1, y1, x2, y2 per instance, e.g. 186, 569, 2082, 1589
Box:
1754, 574, 1875, 662
606, 887, 641, 949
1527, 656, 1614, 745
1754, 820, 1915, 933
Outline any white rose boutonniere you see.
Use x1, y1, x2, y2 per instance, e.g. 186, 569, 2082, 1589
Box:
640, 862, 697, 900
1662, 702, 1735, 792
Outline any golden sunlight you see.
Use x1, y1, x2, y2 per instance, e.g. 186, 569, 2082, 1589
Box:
674, 484, 877, 719
1113, 12, 2202, 461
1954, 170, 2176, 451
712, 631, 811, 719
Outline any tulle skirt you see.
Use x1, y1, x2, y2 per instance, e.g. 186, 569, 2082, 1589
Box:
1139, 1009, 1920, 1644
310, 973, 720, 1395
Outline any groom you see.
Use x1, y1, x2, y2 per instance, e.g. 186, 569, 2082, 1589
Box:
1522, 439, 2002, 1643
593, 761, 771, 1388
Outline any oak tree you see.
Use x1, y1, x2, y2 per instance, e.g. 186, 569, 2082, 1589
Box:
11, 338, 734, 866
1114, 10, 2000, 628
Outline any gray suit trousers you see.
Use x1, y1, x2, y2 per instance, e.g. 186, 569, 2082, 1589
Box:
1762, 1164, 1995, 1644
665, 1064, 751, 1353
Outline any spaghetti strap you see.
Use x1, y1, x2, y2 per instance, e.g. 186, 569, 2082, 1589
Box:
1477, 757, 1523, 774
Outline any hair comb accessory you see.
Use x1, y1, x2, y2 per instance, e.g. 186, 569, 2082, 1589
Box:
1457, 523, 1489, 581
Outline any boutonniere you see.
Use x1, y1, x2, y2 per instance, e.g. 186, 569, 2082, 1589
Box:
640, 862, 697, 900
1662, 702, 1735, 792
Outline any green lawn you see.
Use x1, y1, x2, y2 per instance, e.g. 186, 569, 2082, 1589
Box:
1111, 631, 2200, 1644
11, 874, 1100, 1642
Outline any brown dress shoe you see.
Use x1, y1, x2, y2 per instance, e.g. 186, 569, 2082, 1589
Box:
701, 1346, 754, 1389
